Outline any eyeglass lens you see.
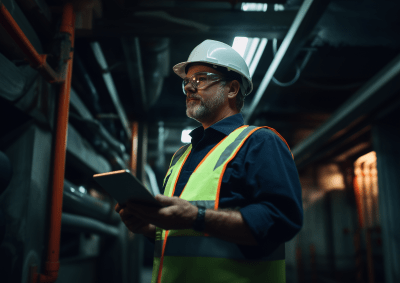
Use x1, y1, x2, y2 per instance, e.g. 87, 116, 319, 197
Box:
182, 72, 221, 94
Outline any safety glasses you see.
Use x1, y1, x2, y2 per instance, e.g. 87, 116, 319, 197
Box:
182, 72, 224, 95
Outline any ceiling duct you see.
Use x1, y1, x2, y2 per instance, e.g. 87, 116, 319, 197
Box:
141, 37, 170, 109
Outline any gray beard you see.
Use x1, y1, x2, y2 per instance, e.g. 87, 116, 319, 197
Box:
186, 85, 225, 123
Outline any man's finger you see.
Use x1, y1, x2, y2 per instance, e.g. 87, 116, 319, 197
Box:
119, 208, 138, 217
115, 202, 126, 213
115, 203, 121, 213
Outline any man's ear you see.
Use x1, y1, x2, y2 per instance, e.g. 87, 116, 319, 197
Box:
227, 80, 240, 99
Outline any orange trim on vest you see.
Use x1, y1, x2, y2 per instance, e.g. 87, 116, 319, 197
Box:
215, 126, 293, 209
157, 125, 248, 282
261, 126, 294, 159
157, 151, 193, 283
171, 150, 191, 198
215, 125, 257, 210
165, 144, 187, 180
157, 125, 290, 283
157, 230, 170, 283
178, 125, 247, 199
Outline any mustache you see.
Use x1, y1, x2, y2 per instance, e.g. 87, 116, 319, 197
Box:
186, 95, 201, 100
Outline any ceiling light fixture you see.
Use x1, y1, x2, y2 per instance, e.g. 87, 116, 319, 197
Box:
232, 3, 269, 75
181, 129, 192, 143
232, 37, 249, 58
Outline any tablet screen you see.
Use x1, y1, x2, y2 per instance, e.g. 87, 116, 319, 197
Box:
93, 170, 163, 207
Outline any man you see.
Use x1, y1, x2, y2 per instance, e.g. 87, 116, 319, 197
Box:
115, 40, 303, 283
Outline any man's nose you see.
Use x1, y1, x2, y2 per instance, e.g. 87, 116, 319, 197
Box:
184, 82, 195, 94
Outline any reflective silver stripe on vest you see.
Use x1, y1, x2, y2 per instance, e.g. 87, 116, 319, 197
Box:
188, 200, 215, 209
171, 144, 191, 167
154, 201, 214, 257
154, 236, 163, 258
214, 126, 258, 171
155, 236, 285, 261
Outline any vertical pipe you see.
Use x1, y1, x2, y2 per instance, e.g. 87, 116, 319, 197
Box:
130, 121, 139, 176
353, 174, 364, 229
31, 3, 75, 283
141, 123, 148, 183
353, 169, 366, 283
362, 156, 376, 283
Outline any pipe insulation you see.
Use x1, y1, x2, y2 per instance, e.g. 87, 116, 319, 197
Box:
61, 212, 119, 238
63, 179, 120, 225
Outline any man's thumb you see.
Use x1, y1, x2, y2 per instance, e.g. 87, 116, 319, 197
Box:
156, 194, 165, 201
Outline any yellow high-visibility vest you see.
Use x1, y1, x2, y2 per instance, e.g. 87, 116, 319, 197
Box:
151, 125, 293, 283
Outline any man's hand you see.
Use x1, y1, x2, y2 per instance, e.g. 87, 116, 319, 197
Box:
115, 203, 156, 237
126, 194, 199, 231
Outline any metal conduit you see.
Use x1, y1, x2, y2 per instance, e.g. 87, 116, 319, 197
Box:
63, 180, 120, 225
61, 212, 119, 238
0, 2, 66, 83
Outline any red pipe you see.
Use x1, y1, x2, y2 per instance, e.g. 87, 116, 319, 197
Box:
29, 3, 75, 283
130, 121, 139, 176
0, 2, 64, 83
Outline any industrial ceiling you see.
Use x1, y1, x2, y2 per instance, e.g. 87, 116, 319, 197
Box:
2, 0, 400, 176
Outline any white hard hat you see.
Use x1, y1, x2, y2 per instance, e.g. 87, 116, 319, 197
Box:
173, 39, 253, 96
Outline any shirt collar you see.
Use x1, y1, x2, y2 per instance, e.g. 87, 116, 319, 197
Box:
189, 113, 245, 141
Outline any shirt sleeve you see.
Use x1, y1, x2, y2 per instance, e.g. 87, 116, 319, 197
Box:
145, 235, 155, 244
233, 129, 303, 257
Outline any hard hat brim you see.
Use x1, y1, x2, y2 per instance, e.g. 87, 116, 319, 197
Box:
172, 62, 188, 79
174, 60, 245, 78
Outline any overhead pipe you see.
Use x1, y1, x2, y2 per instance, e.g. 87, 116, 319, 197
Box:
73, 54, 103, 115
0, 2, 68, 83
245, 0, 330, 123
141, 38, 170, 109
68, 112, 126, 156
292, 52, 400, 168
121, 37, 147, 112
121, 37, 169, 113
90, 41, 132, 138
68, 113, 127, 170
28, 4, 75, 283
69, 88, 128, 168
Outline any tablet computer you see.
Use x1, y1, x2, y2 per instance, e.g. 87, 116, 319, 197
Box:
93, 169, 163, 208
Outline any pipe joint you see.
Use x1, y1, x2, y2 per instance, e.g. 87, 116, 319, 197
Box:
29, 261, 60, 283
32, 55, 64, 83
36, 252, 60, 281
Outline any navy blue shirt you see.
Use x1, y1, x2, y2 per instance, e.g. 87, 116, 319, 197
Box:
147, 114, 303, 259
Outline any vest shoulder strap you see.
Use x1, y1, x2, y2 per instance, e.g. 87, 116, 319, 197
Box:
169, 144, 191, 168
256, 126, 294, 159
